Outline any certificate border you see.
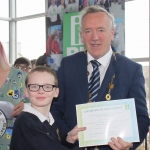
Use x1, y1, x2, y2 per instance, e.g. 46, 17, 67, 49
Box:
76, 98, 139, 147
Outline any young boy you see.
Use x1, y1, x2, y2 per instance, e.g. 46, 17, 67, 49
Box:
10, 66, 86, 150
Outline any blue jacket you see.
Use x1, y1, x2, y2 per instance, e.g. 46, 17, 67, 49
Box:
51, 51, 149, 150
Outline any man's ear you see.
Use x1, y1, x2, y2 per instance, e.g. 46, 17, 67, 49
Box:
80, 32, 84, 43
24, 88, 29, 98
111, 29, 115, 41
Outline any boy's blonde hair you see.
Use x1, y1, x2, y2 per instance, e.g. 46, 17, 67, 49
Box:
25, 66, 58, 86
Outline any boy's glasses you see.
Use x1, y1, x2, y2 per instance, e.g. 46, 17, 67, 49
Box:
27, 84, 57, 92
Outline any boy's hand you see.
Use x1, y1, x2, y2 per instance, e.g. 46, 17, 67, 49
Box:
12, 102, 24, 117
66, 125, 86, 143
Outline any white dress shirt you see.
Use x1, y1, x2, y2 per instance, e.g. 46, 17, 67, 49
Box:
87, 47, 113, 87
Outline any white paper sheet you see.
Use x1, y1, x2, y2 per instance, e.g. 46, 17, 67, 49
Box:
76, 98, 139, 147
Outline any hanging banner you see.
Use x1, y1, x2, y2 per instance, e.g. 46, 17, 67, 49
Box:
63, 12, 84, 57
46, 0, 125, 58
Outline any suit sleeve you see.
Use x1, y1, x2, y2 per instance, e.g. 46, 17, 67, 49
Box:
128, 64, 149, 149
51, 58, 71, 136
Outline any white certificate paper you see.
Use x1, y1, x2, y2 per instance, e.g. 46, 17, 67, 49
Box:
76, 98, 139, 147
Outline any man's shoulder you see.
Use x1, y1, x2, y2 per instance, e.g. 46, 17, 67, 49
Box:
116, 53, 141, 66
115, 53, 142, 73
63, 51, 85, 61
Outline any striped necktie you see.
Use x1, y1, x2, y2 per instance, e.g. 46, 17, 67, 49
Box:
88, 60, 101, 101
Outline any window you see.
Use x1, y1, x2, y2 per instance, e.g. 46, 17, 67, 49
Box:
125, 0, 149, 58
0, 20, 9, 60
0, 0, 9, 18
16, 0, 45, 17
125, 0, 150, 149
17, 17, 46, 60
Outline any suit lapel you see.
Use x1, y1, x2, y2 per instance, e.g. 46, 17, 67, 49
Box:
77, 52, 88, 103
95, 53, 119, 102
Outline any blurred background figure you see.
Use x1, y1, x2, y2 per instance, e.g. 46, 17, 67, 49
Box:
46, 29, 57, 55
14, 57, 31, 73
36, 54, 47, 67
31, 59, 37, 69
51, 35, 61, 54
111, 29, 120, 52
0, 41, 29, 150
36, 54, 58, 71
104, 0, 110, 12
47, 0, 58, 22
58, 30, 63, 54
57, 0, 66, 24
66, 0, 78, 13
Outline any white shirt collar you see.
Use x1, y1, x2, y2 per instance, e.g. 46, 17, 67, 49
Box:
87, 47, 113, 67
23, 103, 54, 125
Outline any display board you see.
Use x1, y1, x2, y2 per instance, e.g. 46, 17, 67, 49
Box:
46, 0, 125, 67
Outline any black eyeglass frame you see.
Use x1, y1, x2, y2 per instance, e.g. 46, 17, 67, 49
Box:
27, 84, 57, 92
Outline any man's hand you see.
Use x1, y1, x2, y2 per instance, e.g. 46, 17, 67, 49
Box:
12, 102, 24, 117
108, 137, 133, 150
66, 125, 86, 143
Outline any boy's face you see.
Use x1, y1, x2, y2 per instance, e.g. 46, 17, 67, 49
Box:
25, 72, 59, 108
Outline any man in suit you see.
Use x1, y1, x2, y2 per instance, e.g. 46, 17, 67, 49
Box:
51, 5, 149, 150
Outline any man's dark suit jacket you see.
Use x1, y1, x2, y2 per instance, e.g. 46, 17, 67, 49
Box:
51, 51, 149, 150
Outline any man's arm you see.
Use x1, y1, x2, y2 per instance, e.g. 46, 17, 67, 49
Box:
51, 58, 71, 135
128, 64, 149, 149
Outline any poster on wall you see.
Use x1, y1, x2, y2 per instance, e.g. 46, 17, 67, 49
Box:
46, 0, 125, 61
46, 0, 80, 68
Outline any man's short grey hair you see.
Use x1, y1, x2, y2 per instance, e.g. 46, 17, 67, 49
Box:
80, 5, 116, 30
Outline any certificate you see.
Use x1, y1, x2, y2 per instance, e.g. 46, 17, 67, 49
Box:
76, 98, 139, 147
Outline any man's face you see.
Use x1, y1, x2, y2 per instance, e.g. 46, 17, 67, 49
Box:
80, 12, 114, 59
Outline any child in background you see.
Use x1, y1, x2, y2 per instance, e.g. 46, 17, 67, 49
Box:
48, 0, 58, 22
51, 35, 61, 54
66, 0, 79, 13
10, 66, 86, 150
58, 0, 66, 24
30, 59, 37, 69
